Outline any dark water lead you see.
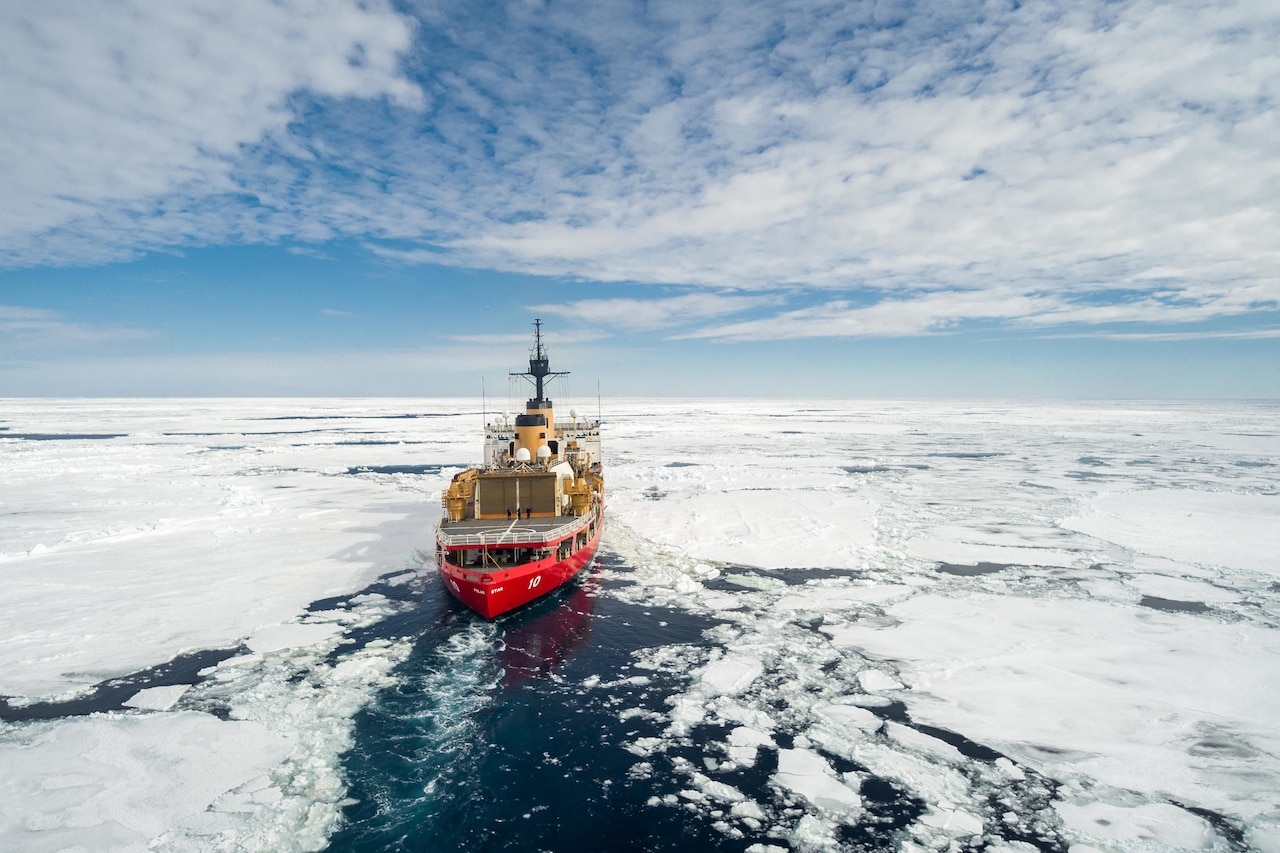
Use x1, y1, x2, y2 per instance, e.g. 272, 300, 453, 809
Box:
330, 553, 1073, 853
344, 464, 469, 476
703, 565, 859, 590
251, 413, 459, 421
839, 463, 931, 475
926, 451, 1008, 459
0, 646, 245, 723
936, 562, 1010, 576
330, 556, 752, 852
2, 433, 127, 441
1139, 596, 1211, 613
183, 558, 1250, 852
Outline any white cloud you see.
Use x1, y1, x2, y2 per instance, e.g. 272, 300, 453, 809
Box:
532, 292, 779, 331
2, 0, 1278, 339
677, 287, 1279, 342
1044, 328, 1280, 342
0, 305, 155, 351
676, 290, 1057, 341
0, 0, 421, 263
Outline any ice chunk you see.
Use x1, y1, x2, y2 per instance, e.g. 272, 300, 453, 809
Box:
831, 592, 1280, 820
886, 722, 965, 764
620, 487, 876, 570
857, 669, 903, 692
122, 684, 190, 711
772, 748, 861, 817
920, 805, 984, 837
0, 712, 287, 849
245, 621, 343, 654
812, 701, 882, 733
1055, 800, 1213, 849
726, 726, 774, 767
698, 653, 763, 695
775, 583, 912, 612
700, 780, 746, 804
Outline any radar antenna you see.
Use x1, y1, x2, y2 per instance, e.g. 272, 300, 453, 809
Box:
510, 318, 568, 409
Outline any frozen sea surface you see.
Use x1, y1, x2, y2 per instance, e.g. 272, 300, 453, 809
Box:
1, 398, 1278, 852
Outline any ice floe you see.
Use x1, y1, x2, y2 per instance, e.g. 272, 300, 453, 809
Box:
4, 397, 1279, 851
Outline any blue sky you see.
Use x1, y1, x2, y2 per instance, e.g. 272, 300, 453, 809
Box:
1, 0, 1277, 398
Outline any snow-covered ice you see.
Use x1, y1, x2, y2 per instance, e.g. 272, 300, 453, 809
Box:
1, 399, 454, 850
3, 397, 1278, 851
605, 398, 1280, 851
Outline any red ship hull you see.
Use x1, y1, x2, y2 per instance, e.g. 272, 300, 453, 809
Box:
437, 510, 603, 619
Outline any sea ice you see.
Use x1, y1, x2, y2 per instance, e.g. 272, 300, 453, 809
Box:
772, 747, 862, 817
828, 593, 1280, 821
122, 684, 190, 711
1054, 800, 1214, 849
1062, 489, 1280, 576
603, 399, 1280, 851
698, 653, 764, 695
5, 398, 1279, 851
856, 669, 903, 692
0, 712, 287, 848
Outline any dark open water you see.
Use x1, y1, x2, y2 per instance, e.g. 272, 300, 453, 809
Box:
325, 550, 969, 853
328, 553, 743, 851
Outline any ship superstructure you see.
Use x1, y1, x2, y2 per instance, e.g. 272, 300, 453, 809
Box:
435, 320, 604, 618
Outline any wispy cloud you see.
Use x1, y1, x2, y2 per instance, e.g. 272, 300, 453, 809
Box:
532, 292, 780, 332
363, 244, 446, 265
0, 0, 422, 264
1043, 328, 1280, 342
677, 287, 1280, 342
0, 305, 155, 351
2, 0, 1278, 341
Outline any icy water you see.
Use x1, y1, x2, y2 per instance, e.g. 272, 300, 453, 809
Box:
2, 398, 1279, 852
330, 560, 740, 852
328, 558, 1065, 853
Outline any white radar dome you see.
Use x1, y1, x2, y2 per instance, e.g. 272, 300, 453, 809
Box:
570, 408, 578, 420
536, 444, 552, 459
515, 447, 532, 462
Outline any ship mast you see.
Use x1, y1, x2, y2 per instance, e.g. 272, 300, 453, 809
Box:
511, 318, 568, 410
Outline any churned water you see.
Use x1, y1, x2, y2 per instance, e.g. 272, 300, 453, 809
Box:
327, 551, 949, 853
329, 556, 738, 851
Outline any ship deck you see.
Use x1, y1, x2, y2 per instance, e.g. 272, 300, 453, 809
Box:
437, 513, 590, 547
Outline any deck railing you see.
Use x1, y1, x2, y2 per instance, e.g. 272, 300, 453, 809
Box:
435, 515, 589, 547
